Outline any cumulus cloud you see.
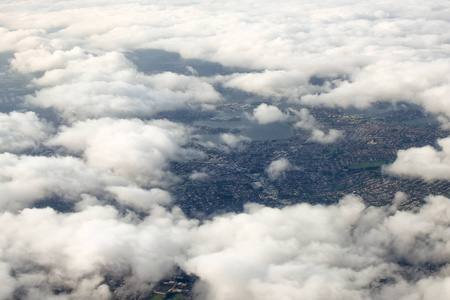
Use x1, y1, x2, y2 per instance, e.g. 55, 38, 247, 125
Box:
2, 195, 450, 299
0, 153, 126, 211
0, 152, 174, 212
221, 70, 318, 100
293, 108, 343, 144
292, 108, 318, 131
10, 47, 88, 73
0, 204, 195, 299
251, 103, 288, 124
0, 27, 46, 52
47, 118, 203, 186
1, 1, 450, 299
107, 186, 172, 211
26, 52, 221, 121
309, 128, 344, 144
220, 133, 250, 148
184, 195, 450, 300
0, 111, 53, 153
301, 60, 450, 116
0, 0, 449, 118
384, 136, 450, 181
266, 158, 292, 180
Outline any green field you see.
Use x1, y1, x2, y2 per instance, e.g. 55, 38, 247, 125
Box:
157, 285, 172, 293
334, 184, 345, 191
149, 293, 187, 300
349, 161, 387, 170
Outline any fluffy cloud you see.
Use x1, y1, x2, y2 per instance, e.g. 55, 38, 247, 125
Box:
184, 195, 450, 300
301, 60, 450, 115
0, 153, 125, 211
266, 158, 292, 180
2, 195, 450, 299
47, 118, 203, 186
292, 108, 319, 131
0, 0, 449, 118
220, 133, 251, 148
0, 111, 53, 153
251, 103, 287, 124
384, 137, 450, 181
309, 128, 344, 144
10, 47, 88, 73
1, 1, 450, 299
107, 186, 172, 211
221, 70, 318, 100
0, 204, 195, 299
293, 108, 343, 144
0, 27, 45, 52
25, 52, 221, 121
0, 152, 171, 212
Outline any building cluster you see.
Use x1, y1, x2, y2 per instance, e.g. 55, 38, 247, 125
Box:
109, 271, 196, 300
171, 105, 450, 217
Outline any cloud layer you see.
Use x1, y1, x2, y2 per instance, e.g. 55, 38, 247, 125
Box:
47, 118, 202, 186
0, 111, 52, 153
2, 0, 449, 118
2, 196, 450, 299
0, 0, 450, 299
24, 52, 220, 121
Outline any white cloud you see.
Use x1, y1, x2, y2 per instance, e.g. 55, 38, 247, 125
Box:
2, 190, 450, 299
182, 194, 450, 300
220, 133, 250, 148
186, 66, 198, 76
309, 128, 344, 144
222, 70, 317, 100
384, 137, 450, 181
292, 108, 343, 144
301, 60, 450, 115
0, 262, 14, 300
1, 1, 450, 299
266, 158, 292, 180
0, 111, 52, 153
47, 118, 203, 186
26, 52, 221, 121
252, 103, 287, 124
0, 151, 174, 212
189, 171, 209, 181
0, 27, 45, 52
10, 46, 87, 73
0, 0, 449, 118
0, 204, 195, 299
0, 153, 126, 211
107, 186, 172, 211
292, 108, 318, 131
